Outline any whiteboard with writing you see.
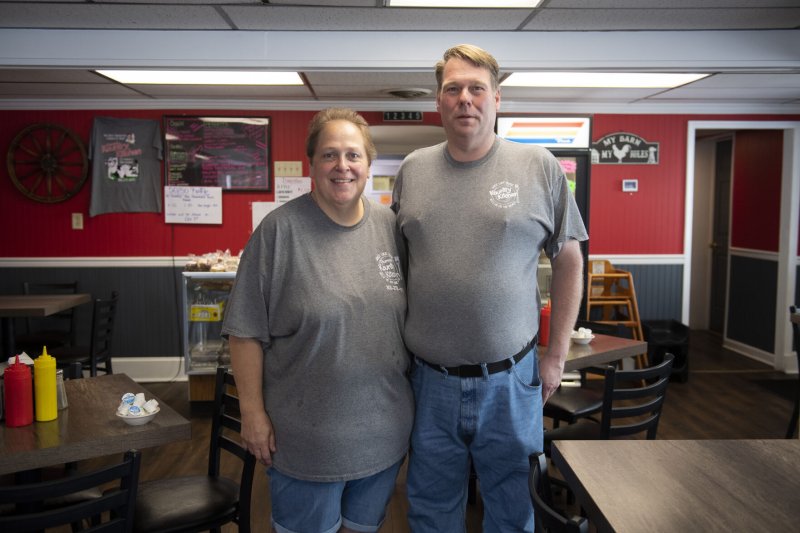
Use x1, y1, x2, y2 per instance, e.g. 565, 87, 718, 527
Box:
164, 186, 223, 224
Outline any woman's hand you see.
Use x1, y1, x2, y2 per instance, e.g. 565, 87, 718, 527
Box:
241, 408, 277, 466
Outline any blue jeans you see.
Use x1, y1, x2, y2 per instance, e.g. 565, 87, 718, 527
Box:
269, 458, 403, 533
406, 348, 542, 533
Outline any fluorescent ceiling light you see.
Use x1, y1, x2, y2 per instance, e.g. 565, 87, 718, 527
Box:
502, 72, 708, 88
95, 70, 303, 85
389, 1, 541, 7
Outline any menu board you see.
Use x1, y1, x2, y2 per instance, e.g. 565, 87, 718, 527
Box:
164, 116, 271, 191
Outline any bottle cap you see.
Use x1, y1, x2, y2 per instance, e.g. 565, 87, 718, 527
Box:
5, 355, 31, 377
35, 346, 56, 367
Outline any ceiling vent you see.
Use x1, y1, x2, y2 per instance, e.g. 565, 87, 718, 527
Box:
385, 88, 432, 99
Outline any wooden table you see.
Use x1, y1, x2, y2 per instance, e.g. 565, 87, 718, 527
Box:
0, 293, 92, 360
552, 439, 800, 533
0, 373, 191, 475
542, 333, 647, 372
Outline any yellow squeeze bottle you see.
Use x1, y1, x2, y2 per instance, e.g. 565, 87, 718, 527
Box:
34, 346, 58, 422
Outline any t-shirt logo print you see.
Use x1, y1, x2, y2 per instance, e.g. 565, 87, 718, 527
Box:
375, 252, 404, 292
489, 181, 520, 208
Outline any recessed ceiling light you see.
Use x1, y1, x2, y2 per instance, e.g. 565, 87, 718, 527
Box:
95, 70, 303, 86
502, 72, 709, 89
388, 1, 541, 7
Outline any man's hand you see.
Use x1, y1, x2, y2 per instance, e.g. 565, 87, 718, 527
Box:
539, 351, 565, 403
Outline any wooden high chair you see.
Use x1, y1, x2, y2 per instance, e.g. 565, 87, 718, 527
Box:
586, 260, 648, 368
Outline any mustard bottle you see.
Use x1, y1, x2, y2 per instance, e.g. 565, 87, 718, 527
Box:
34, 346, 58, 422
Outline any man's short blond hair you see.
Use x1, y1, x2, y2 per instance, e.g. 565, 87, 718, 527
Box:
435, 44, 500, 92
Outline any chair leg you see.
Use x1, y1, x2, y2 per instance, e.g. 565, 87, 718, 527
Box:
786, 398, 799, 439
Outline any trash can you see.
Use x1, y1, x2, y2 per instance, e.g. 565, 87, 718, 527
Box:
642, 320, 690, 383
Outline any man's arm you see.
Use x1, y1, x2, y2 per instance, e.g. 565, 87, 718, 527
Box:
539, 240, 584, 403
229, 335, 277, 466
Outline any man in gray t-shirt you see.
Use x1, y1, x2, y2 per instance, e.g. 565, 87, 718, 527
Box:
393, 44, 587, 533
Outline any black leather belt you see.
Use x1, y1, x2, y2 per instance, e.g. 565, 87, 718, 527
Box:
418, 337, 536, 378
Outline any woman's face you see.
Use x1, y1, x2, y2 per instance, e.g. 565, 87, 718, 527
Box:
309, 119, 370, 214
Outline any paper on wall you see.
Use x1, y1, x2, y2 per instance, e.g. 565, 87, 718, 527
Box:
252, 177, 311, 230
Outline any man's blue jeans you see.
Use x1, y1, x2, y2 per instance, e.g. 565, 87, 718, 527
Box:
406, 348, 543, 533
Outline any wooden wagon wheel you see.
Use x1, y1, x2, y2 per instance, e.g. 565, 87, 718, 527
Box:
6, 123, 89, 203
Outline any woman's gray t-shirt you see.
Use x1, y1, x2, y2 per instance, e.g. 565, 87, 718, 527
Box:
222, 194, 413, 482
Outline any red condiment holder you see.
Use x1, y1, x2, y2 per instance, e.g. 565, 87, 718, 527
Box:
538, 301, 551, 346
3, 355, 34, 427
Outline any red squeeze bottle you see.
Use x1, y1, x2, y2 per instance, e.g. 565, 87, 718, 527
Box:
4, 355, 34, 427
538, 301, 551, 346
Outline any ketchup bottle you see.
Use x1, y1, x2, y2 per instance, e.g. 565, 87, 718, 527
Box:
3, 355, 34, 427
538, 300, 551, 346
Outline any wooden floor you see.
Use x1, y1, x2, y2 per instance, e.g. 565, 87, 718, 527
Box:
97, 330, 798, 532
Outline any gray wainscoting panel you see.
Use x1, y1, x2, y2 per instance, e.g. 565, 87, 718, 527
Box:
0, 267, 184, 358
614, 263, 684, 323
727, 255, 777, 353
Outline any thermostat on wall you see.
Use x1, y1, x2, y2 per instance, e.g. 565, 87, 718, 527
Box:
622, 179, 638, 192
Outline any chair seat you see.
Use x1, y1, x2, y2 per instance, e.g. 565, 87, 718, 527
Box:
544, 387, 603, 423
14, 330, 71, 354
51, 345, 90, 361
133, 475, 240, 533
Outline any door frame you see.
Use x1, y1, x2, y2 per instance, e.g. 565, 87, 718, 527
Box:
685, 121, 800, 372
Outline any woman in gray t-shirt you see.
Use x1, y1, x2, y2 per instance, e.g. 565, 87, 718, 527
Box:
222, 108, 413, 533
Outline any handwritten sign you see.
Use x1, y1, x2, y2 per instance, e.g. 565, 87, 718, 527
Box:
164, 186, 222, 224
275, 176, 311, 204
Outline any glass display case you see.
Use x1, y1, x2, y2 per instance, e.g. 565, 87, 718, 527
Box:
182, 272, 235, 377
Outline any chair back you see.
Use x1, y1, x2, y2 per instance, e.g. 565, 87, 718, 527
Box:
529, 453, 588, 533
0, 449, 141, 533
208, 366, 257, 531
21, 281, 79, 348
599, 353, 674, 439
88, 291, 119, 376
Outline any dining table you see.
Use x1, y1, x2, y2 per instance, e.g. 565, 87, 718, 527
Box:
542, 333, 648, 372
551, 439, 800, 533
0, 373, 191, 476
0, 293, 92, 360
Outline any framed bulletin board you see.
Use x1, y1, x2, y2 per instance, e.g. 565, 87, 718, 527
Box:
164, 116, 271, 191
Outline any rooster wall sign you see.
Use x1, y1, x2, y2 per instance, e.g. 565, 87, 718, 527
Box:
591, 132, 659, 165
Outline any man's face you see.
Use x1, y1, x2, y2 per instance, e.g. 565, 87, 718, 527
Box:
436, 57, 501, 148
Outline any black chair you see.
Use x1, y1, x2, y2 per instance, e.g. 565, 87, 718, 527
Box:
52, 291, 118, 377
787, 306, 799, 439
0, 449, 141, 533
529, 452, 588, 533
544, 354, 674, 455
132, 366, 256, 533
544, 321, 630, 429
14, 281, 79, 355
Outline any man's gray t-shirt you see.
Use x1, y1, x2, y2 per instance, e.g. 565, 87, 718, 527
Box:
221, 194, 413, 482
392, 137, 588, 367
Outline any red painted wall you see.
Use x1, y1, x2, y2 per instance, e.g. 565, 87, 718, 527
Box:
0, 109, 795, 258
0, 109, 439, 257
589, 114, 794, 256
590, 115, 689, 255
730, 130, 783, 252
